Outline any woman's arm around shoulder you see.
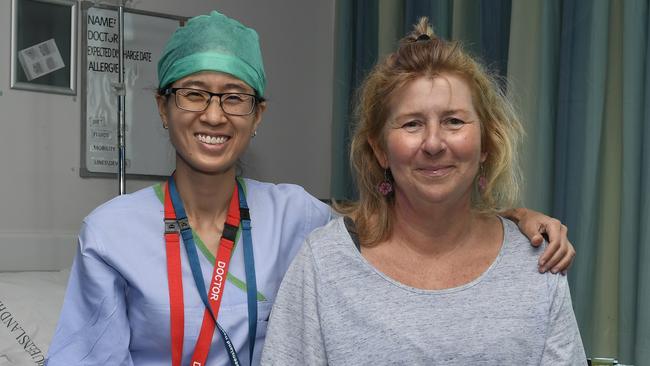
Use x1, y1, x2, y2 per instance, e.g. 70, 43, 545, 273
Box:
502, 208, 576, 274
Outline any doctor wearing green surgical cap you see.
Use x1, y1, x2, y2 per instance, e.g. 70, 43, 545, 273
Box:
47, 10, 575, 366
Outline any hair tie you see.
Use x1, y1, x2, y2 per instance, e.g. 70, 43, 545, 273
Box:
415, 34, 431, 42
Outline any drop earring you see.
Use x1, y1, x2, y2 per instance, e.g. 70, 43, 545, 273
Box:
377, 169, 393, 196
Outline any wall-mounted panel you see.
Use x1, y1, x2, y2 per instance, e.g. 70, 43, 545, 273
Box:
80, 4, 184, 177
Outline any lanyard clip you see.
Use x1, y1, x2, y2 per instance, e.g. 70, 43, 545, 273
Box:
178, 217, 190, 231
165, 219, 179, 234
240, 207, 250, 221
222, 223, 238, 242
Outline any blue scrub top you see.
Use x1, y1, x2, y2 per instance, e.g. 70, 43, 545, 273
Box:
46, 178, 332, 366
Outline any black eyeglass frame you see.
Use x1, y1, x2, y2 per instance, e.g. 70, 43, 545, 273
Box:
161, 87, 264, 116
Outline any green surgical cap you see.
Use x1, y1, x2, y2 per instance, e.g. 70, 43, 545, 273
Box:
157, 10, 266, 96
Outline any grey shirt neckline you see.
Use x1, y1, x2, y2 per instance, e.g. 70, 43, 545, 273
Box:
340, 215, 508, 295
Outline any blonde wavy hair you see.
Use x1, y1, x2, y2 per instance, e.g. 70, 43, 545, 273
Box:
336, 17, 523, 246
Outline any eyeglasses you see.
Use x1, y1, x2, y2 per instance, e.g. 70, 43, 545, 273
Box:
162, 87, 260, 116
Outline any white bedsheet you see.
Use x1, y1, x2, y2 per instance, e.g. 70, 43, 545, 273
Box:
0, 270, 69, 366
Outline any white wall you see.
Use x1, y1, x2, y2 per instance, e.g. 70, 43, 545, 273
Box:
0, 0, 335, 270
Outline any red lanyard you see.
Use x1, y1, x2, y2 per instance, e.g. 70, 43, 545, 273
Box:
164, 182, 240, 366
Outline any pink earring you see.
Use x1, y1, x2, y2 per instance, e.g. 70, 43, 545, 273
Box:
377, 169, 393, 196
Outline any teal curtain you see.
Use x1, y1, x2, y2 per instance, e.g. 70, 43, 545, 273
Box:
408, 0, 512, 80
620, 1, 650, 362
331, 1, 378, 199
508, 0, 560, 214
552, 0, 610, 355
511, 0, 650, 362
404, 0, 452, 38
331, 1, 650, 363
478, 0, 511, 84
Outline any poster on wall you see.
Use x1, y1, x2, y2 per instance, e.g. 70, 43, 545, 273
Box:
10, 0, 77, 95
81, 4, 185, 178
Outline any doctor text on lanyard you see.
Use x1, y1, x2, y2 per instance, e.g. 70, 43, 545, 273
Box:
164, 175, 258, 366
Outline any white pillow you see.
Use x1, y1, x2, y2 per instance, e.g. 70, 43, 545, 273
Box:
0, 270, 69, 366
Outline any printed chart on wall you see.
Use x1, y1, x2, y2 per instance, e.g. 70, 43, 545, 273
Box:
81, 5, 184, 177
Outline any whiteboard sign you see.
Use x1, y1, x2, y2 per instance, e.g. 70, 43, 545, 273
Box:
81, 5, 184, 178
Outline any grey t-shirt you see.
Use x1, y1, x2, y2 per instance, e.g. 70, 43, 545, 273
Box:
261, 217, 586, 365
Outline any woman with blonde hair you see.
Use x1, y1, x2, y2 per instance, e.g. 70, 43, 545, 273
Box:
262, 18, 585, 365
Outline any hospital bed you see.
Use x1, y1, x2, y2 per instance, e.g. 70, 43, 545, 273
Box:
0, 238, 74, 366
